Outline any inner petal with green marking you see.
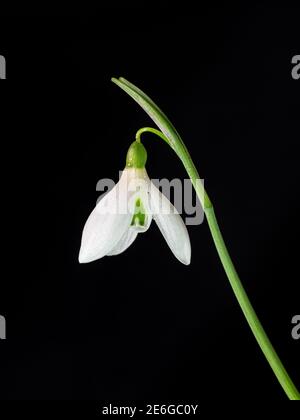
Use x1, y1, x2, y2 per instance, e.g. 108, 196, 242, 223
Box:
131, 197, 147, 229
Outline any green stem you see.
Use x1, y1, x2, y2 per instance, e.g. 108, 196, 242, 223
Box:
204, 206, 300, 401
136, 127, 170, 145
136, 127, 212, 211
112, 77, 300, 400
138, 127, 300, 401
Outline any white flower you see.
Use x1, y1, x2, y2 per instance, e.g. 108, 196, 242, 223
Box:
79, 166, 191, 265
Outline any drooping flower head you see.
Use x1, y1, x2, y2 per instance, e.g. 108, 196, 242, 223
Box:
79, 140, 191, 264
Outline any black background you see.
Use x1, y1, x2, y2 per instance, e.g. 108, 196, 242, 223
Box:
0, 6, 299, 404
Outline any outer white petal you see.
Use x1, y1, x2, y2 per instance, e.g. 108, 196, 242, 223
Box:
107, 228, 138, 256
79, 171, 133, 263
149, 184, 191, 265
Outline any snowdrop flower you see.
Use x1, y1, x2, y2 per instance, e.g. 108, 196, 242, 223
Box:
79, 141, 191, 265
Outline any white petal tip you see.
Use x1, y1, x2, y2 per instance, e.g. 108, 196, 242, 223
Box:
78, 254, 88, 264
78, 249, 96, 264
180, 252, 191, 266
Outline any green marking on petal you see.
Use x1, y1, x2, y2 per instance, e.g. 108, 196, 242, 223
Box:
131, 197, 146, 227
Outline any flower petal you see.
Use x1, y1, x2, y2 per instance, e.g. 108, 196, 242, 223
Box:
107, 227, 138, 256
150, 184, 191, 265
79, 173, 133, 263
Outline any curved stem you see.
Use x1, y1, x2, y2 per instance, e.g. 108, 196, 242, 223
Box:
138, 127, 300, 400
112, 77, 300, 400
136, 127, 211, 210
136, 127, 171, 145
204, 206, 300, 400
